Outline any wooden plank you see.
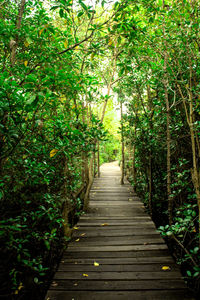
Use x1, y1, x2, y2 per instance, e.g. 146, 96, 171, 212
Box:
61, 257, 175, 264
46, 290, 194, 300
57, 264, 179, 272
72, 229, 159, 237
63, 250, 171, 258
89, 202, 143, 206
72, 225, 157, 230
80, 213, 152, 222
78, 220, 153, 225
70, 236, 164, 245
67, 245, 168, 252
90, 193, 136, 196
54, 271, 182, 280
78, 222, 154, 226
76, 223, 156, 228
80, 216, 151, 220
49, 279, 186, 291
82, 209, 147, 216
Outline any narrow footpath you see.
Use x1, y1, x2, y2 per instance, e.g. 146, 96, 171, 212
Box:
46, 162, 194, 300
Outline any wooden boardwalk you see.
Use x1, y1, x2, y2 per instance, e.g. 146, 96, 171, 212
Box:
46, 162, 194, 300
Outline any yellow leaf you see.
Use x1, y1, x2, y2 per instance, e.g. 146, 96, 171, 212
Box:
94, 262, 99, 267
14, 283, 23, 294
24, 40, 29, 47
108, 39, 112, 46
39, 28, 44, 36
74, 283, 78, 286
50, 149, 58, 158
162, 266, 171, 271
23, 155, 27, 159
91, 53, 95, 60
73, 226, 79, 230
64, 40, 68, 48
81, 233, 86, 236
75, 46, 79, 51
24, 61, 28, 67
101, 223, 109, 226
83, 273, 88, 277
75, 238, 80, 242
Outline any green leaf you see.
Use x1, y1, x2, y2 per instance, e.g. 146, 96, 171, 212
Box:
79, 0, 88, 11
78, 11, 84, 18
59, 8, 64, 18
34, 277, 39, 284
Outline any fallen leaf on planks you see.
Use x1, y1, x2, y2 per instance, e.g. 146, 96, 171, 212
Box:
162, 266, 171, 271
51, 281, 58, 287
75, 238, 80, 242
81, 233, 86, 236
73, 226, 79, 230
83, 273, 88, 277
94, 262, 100, 267
101, 223, 109, 226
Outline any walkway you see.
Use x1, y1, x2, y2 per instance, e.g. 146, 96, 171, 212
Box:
46, 162, 194, 300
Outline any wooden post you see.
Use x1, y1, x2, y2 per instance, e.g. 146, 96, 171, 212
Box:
93, 145, 96, 177
121, 100, 125, 185
97, 141, 100, 177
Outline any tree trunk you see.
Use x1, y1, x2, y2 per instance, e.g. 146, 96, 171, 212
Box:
177, 81, 200, 243
101, 52, 117, 123
62, 158, 73, 237
10, 0, 26, 67
147, 85, 153, 216
188, 85, 200, 245
162, 0, 172, 224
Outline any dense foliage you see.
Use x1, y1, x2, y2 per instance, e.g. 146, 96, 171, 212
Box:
0, 0, 110, 298
1, 0, 200, 298
116, 0, 200, 292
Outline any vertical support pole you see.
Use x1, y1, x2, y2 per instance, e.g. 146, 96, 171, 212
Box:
93, 143, 96, 177
97, 141, 100, 177
121, 100, 125, 185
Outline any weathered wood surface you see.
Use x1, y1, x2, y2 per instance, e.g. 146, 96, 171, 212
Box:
46, 162, 194, 300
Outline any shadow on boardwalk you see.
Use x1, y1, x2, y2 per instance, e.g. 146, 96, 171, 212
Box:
46, 162, 195, 300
